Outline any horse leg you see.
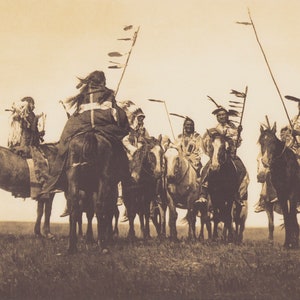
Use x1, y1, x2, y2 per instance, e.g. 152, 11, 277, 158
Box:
34, 200, 43, 237
289, 200, 299, 248
198, 217, 204, 241
167, 194, 178, 241
150, 199, 161, 236
139, 212, 145, 239
67, 170, 80, 254
77, 213, 83, 237
161, 203, 167, 238
280, 198, 293, 248
113, 205, 119, 237
187, 208, 196, 240
265, 203, 274, 241
85, 195, 95, 245
143, 196, 152, 239
150, 207, 161, 236
42, 195, 54, 239
206, 217, 212, 240
212, 208, 220, 241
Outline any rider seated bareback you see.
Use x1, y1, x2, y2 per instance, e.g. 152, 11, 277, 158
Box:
173, 117, 203, 179
8, 97, 45, 157
122, 104, 151, 158
199, 107, 249, 206
7, 97, 48, 198
39, 70, 131, 215
119, 101, 151, 221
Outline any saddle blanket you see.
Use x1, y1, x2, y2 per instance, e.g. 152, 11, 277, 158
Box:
26, 159, 42, 199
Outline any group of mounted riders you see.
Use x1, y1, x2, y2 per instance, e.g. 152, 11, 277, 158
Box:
6, 69, 300, 221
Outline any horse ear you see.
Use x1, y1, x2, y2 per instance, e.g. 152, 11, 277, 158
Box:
157, 134, 162, 143
271, 122, 277, 133
206, 129, 211, 137
260, 125, 265, 133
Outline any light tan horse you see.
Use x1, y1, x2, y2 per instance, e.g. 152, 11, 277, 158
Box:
164, 146, 199, 240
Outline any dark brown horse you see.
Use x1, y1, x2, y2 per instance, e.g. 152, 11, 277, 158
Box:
66, 130, 120, 254
125, 138, 164, 240
0, 144, 58, 238
202, 129, 239, 243
259, 122, 299, 248
257, 152, 282, 241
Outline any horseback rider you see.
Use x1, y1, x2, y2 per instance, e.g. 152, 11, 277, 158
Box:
255, 97, 300, 213
199, 106, 249, 206
38, 70, 131, 216
173, 117, 203, 178
7, 97, 48, 199
119, 101, 151, 221
122, 103, 150, 158
287, 99, 300, 164
8, 96, 45, 157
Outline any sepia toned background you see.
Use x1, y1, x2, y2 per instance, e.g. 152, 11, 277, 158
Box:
0, 0, 299, 227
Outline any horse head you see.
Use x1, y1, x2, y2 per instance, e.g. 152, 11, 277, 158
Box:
256, 152, 269, 183
130, 137, 164, 182
204, 128, 230, 172
258, 122, 280, 167
164, 146, 182, 184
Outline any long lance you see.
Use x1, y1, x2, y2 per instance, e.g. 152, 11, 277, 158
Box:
115, 26, 140, 97
245, 9, 293, 129
148, 99, 176, 140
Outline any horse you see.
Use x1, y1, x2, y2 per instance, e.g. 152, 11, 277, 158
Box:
0, 143, 58, 238
194, 198, 213, 241
232, 200, 247, 244
163, 146, 199, 241
202, 129, 239, 243
257, 153, 282, 241
258, 122, 300, 248
66, 129, 122, 254
125, 137, 164, 240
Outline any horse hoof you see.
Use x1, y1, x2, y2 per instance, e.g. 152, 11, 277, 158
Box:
102, 248, 109, 255
45, 233, 55, 240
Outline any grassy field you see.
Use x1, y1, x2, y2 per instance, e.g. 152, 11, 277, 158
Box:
0, 221, 299, 300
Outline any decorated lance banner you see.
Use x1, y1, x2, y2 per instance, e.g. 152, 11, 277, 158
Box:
107, 25, 140, 97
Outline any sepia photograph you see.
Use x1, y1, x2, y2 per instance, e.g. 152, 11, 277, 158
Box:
0, 0, 300, 299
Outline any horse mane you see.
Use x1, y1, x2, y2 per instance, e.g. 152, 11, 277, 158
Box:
130, 143, 149, 175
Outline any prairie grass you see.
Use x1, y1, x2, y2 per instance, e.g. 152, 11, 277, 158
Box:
0, 222, 299, 300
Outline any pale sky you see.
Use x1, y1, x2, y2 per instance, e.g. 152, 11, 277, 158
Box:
0, 0, 299, 227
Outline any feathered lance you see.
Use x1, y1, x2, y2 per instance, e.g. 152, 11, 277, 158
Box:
232, 86, 248, 155
109, 26, 140, 97
148, 99, 176, 140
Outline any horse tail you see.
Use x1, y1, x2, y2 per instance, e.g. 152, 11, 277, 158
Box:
82, 131, 98, 163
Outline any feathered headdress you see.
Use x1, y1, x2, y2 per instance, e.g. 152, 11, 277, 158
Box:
118, 100, 145, 128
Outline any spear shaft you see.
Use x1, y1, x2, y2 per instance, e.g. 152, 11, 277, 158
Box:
247, 9, 293, 129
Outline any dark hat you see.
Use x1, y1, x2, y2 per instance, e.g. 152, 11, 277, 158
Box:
76, 70, 106, 89
285, 95, 300, 102
21, 96, 35, 105
212, 106, 239, 117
